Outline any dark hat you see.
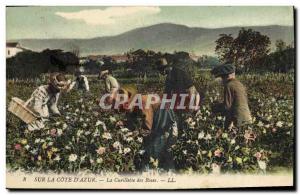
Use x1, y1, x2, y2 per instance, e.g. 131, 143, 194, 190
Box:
211, 64, 235, 77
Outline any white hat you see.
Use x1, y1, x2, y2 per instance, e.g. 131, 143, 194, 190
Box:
99, 70, 109, 78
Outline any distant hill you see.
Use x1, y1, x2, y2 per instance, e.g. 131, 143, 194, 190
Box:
12, 23, 294, 56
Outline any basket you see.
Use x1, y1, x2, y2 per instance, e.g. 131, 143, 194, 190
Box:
8, 97, 38, 124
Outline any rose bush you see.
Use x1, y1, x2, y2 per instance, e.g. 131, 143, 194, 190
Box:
6, 72, 294, 173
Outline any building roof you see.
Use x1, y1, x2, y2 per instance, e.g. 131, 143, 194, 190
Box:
6, 42, 19, 47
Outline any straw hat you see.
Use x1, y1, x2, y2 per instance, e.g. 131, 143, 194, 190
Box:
99, 70, 109, 79
49, 73, 69, 90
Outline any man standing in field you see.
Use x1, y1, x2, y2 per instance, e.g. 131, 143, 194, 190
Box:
211, 64, 252, 130
98, 70, 120, 105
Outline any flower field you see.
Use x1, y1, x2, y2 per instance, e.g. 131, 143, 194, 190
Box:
6, 72, 294, 174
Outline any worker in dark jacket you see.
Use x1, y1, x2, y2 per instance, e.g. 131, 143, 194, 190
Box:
158, 53, 200, 111
211, 64, 252, 130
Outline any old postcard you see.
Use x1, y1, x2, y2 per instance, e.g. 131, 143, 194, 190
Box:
6, 6, 295, 189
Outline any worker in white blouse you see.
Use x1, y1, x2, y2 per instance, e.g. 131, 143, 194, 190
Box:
27, 73, 70, 131
98, 70, 120, 105
68, 68, 90, 92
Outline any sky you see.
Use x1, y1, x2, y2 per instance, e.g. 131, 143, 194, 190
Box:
6, 6, 294, 40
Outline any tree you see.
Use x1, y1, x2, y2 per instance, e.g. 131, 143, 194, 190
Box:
275, 39, 287, 52
264, 40, 295, 72
215, 28, 271, 72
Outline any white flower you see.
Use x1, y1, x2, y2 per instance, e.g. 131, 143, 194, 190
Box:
204, 134, 212, 140
188, 121, 196, 129
95, 120, 107, 131
68, 154, 78, 162
85, 131, 91, 135
35, 138, 41, 143
75, 108, 80, 113
257, 121, 264, 127
77, 130, 84, 137
120, 128, 129, 132
62, 123, 68, 129
66, 116, 70, 120
57, 129, 63, 136
183, 150, 187, 155
264, 124, 270, 128
217, 116, 223, 121
96, 120, 104, 126
102, 132, 112, 140
137, 137, 143, 143
30, 149, 38, 155
267, 115, 272, 120
186, 117, 193, 123
125, 132, 133, 137
83, 123, 87, 128
48, 142, 53, 146
139, 150, 145, 155
54, 155, 61, 161
126, 137, 133, 142
113, 141, 121, 149
276, 121, 284, 127
124, 147, 131, 154
79, 117, 84, 122
66, 104, 69, 108
230, 139, 236, 145
80, 155, 86, 162
222, 133, 228, 139
172, 123, 178, 137
258, 160, 267, 170
96, 158, 103, 164
109, 116, 117, 123
65, 145, 71, 150
24, 145, 30, 150
198, 131, 205, 139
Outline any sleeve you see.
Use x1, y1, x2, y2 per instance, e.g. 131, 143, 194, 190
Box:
31, 88, 49, 118
224, 85, 234, 111
83, 76, 90, 91
188, 85, 201, 109
49, 93, 61, 115
182, 70, 193, 89
164, 73, 173, 95
67, 81, 77, 92
110, 77, 119, 90
105, 78, 111, 92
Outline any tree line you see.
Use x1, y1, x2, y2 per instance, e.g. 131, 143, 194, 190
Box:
7, 28, 294, 79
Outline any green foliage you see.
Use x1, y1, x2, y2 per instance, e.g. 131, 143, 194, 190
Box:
6, 49, 79, 79
215, 28, 271, 72
6, 72, 294, 173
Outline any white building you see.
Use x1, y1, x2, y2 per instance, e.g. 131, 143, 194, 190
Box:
6, 42, 25, 58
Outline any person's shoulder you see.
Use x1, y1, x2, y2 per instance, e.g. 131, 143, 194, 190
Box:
34, 85, 49, 97
227, 79, 245, 90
